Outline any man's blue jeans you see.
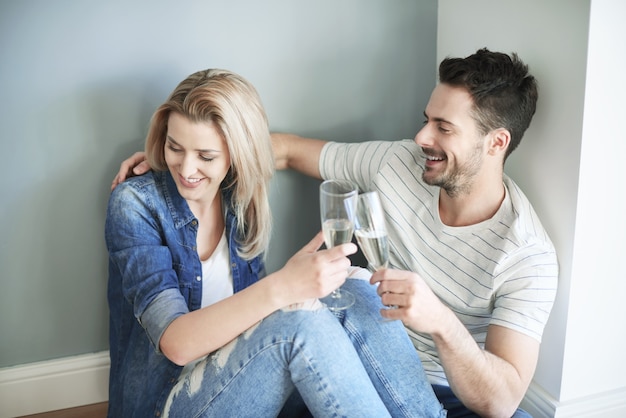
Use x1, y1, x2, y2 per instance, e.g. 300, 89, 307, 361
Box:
162, 279, 445, 417
432, 385, 532, 417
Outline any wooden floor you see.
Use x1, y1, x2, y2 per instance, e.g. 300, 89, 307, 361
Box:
17, 402, 108, 418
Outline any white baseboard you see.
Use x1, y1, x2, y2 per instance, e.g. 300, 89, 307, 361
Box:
522, 381, 626, 418
521, 381, 559, 417
2, 353, 625, 418
0, 351, 110, 418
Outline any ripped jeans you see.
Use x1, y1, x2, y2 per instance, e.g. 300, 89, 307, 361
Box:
162, 279, 446, 418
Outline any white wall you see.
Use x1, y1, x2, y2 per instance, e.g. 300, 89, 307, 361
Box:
563, 0, 626, 403
438, 0, 626, 415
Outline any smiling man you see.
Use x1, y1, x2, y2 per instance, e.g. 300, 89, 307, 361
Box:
272, 48, 558, 418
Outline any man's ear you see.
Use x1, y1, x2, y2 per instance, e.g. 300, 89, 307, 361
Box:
487, 128, 511, 156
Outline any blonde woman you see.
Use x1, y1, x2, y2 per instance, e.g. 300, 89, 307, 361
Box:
105, 69, 443, 417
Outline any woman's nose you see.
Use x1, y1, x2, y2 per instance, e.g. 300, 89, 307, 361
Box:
179, 154, 198, 178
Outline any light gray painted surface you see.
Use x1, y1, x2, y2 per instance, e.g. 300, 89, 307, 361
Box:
0, 0, 437, 367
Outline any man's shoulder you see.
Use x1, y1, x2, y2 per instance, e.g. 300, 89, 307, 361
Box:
502, 175, 539, 219
502, 175, 555, 250
372, 138, 420, 153
360, 139, 424, 166
326, 138, 418, 153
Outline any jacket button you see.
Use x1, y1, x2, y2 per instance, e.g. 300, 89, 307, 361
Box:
196, 276, 201, 281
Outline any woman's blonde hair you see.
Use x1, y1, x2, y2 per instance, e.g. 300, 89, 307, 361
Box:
145, 69, 274, 260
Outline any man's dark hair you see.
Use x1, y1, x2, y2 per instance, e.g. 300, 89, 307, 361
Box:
439, 48, 538, 160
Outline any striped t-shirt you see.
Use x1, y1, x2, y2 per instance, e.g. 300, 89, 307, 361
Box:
320, 139, 558, 385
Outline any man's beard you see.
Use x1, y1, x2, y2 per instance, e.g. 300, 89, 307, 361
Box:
422, 143, 484, 198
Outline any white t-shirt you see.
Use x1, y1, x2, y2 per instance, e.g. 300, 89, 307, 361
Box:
178, 231, 233, 378
200, 231, 233, 308
320, 139, 558, 385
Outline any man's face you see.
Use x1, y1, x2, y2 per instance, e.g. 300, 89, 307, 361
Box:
414, 83, 486, 197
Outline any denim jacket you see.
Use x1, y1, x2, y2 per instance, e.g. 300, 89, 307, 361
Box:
105, 170, 265, 417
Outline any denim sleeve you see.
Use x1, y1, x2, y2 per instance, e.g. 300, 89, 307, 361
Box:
105, 179, 189, 351
141, 288, 189, 352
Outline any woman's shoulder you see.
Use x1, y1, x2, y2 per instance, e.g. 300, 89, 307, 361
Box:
109, 172, 161, 205
115, 171, 163, 191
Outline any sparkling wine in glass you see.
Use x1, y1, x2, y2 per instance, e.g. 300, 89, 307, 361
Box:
354, 191, 389, 271
320, 179, 358, 310
355, 191, 396, 311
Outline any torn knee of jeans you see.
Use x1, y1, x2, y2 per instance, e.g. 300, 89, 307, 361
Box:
280, 298, 325, 312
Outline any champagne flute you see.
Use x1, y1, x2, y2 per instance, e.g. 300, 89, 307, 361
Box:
320, 179, 358, 310
354, 191, 396, 311
354, 191, 389, 271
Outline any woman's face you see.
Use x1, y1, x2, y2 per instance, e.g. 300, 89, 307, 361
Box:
164, 112, 231, 206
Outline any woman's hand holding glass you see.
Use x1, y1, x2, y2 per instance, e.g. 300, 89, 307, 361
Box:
319, 179, 358, 310
277, 231, 357, 307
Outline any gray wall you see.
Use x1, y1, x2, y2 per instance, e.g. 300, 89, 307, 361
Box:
0, 0, 438, 368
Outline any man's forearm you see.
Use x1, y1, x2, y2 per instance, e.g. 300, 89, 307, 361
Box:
432, 314, 533, 418
271, 132, 326, 179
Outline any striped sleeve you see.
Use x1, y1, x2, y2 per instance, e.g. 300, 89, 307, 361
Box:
319, 140, 399, 191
